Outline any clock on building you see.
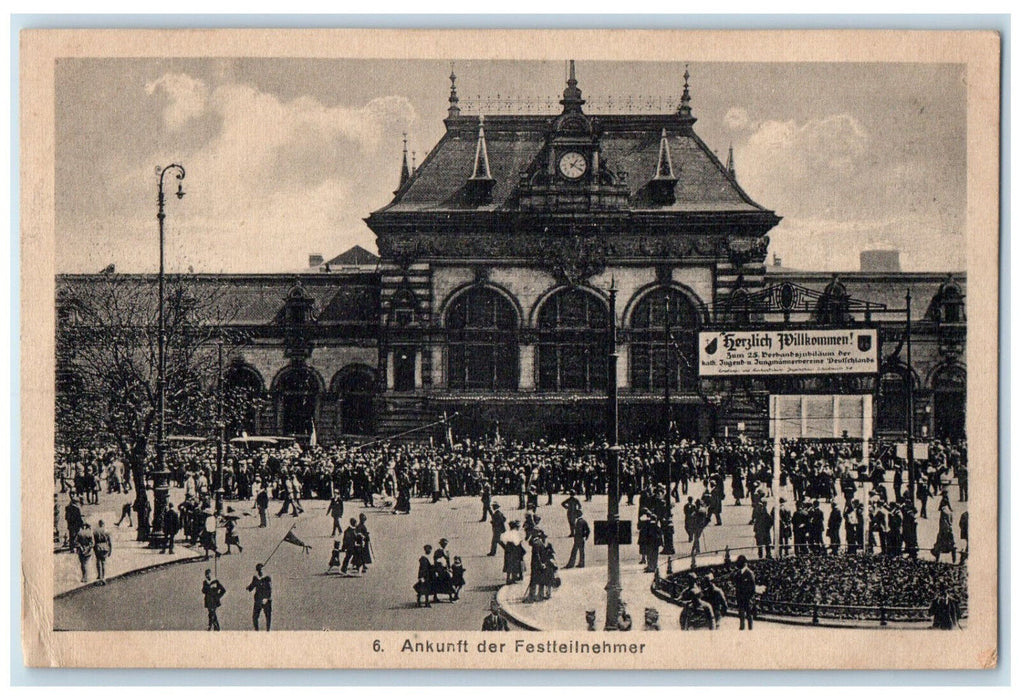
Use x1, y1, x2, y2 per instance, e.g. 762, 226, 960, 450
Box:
558, 151, 588, 179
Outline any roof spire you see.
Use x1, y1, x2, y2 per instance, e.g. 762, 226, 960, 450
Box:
471, 115, 492, 180
678, 64, 693, 118
397, 132, 411, 191
726, 143, 735, 177
447, 63, 461, 119
655, 128, 675, 179
559, 59, 585, 113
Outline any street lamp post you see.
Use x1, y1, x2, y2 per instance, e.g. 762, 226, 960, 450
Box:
661, 293, 675, 555
604, 279, 622, 630
151, 163, 186, 547
905, 289, 915, 506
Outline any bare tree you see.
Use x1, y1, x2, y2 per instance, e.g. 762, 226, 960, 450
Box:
55, 272, 252, 540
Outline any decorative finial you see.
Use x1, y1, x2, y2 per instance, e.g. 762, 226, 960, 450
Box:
447, 62, 461, 119
396, 132, 411, 192
678, 63, 693, 119
411, 151, 417, 173
726, 143, 735, 177
560, 59, 585, 113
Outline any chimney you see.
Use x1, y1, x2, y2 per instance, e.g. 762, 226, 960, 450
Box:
772, 254, 782, 268
309, 254, 324, 269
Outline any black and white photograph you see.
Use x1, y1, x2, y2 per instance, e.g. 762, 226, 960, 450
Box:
20, 28, 1000, 669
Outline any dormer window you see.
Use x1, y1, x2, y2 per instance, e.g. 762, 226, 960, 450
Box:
937, 278, 965, 323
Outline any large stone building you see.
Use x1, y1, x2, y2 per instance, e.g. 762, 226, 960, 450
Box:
56, 63, 967, 446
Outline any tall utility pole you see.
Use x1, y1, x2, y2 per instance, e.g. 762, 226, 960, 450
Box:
151, 163, 185, 546
604, 279, 622, 630
661, 293, 675, 555
906, 289, 915, 505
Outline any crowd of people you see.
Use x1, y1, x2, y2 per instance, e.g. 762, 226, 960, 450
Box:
55, 432, 967, 628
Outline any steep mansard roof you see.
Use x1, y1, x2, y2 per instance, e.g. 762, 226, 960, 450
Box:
374, 114, 771, 216
56, 273, 380, 326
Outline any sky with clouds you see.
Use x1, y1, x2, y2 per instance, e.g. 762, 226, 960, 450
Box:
55, 59, 965, 274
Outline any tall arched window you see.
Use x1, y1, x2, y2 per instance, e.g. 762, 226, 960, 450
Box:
536, 288, 607, 392
274, 365, 320, 435
224, 363, 265, 436
876, 366, 912, 434
630, 288, 700, 391
332, 366, 376, 435
446, 287, 519, 391
932, 365, 966, 440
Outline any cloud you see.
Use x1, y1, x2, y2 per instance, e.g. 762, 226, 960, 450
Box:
145, 73, 209, 131
724, 107, 751, 131
75, 73, 419, 272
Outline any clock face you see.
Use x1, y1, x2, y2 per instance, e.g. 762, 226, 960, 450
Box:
558, 151, 588, 179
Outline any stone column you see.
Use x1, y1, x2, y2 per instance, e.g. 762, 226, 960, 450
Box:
519, 344, 535, 390
385, 350, 394, 390
431, 345, 445, 389
413, 349, 423, 389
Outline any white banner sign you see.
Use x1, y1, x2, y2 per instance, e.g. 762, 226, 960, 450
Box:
699, 329, 878, 376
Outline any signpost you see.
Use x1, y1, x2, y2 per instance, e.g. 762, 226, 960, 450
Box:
699, 328, 878, 376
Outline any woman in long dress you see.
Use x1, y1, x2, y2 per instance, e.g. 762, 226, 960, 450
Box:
500, 520, 525, 584
933, 503, 957, 563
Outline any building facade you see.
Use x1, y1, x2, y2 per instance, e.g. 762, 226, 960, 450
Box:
56, 64, 966, 446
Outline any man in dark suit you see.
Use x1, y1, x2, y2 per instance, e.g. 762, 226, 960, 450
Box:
481, 600, 509, 630
327, 493, 345, 536
565, 511, 590, 568
488, 502, 507, 556
202, 568, 227, 631
734, 555, 756, 631
255, 487, 269, 528
416, 545, 433, 608
340, 518, 359, 573
161, 503, 180, 554
826, 502, 842, 554
245, 563, 272, 631
561, 491, 582, 537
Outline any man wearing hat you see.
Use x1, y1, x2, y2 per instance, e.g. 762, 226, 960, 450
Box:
680, 586, 716, 630
488, 502, 507, 556
827, 501, 842, 554
561, 490, 582, 537
734, 555, 756, 631
702, 573, 728, 625
481, 600, 509, 631
565, 507, 590, 569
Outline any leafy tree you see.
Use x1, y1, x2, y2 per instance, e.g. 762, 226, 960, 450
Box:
55, 272, 255, 540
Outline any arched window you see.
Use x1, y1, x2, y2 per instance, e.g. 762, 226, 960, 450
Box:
273, 365, 320, 436
332, 366, 376, 435
876, 366, 912, 434
446, 287, 519, 391
727, 288, 751, 325
224, 364, 265, 436
932, 365, 966, 440
629, 288, 700, 391
536, 288, 607, 392
816, 277, 851, 325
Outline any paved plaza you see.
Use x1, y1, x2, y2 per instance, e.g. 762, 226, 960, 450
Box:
54, 475, 965, 631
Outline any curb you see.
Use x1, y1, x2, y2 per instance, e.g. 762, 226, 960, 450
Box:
494, 582, 541, 631
55, 552, 207, 600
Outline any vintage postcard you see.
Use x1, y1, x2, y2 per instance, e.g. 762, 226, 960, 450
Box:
20, 28, 1000, 669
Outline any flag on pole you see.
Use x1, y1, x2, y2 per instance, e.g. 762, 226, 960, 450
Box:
282, 529, 312, 555
309, 419, 318, 448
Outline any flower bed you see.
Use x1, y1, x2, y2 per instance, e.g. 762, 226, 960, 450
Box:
659, 554, 967, 623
